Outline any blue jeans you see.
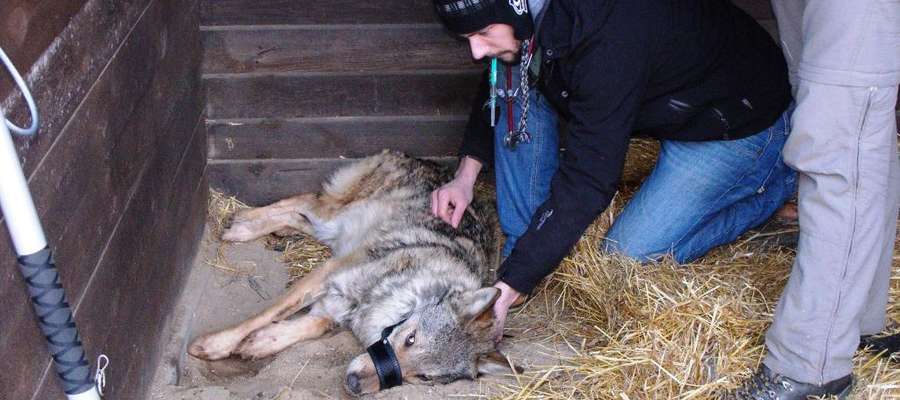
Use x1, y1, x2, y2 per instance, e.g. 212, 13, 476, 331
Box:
494, 73, 797, 261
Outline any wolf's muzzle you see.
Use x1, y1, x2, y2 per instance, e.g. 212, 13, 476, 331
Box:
366, 321, 406, 390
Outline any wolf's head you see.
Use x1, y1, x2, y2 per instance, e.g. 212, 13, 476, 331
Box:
344, 287, 517, 395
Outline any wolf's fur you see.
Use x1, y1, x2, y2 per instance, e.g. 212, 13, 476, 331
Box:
189, 151, 513, 395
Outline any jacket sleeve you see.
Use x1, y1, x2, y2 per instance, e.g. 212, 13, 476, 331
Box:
457, 69, 495, 167
497, 40, 650, 295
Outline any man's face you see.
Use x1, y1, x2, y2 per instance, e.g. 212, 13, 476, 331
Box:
462, 24, 520, 63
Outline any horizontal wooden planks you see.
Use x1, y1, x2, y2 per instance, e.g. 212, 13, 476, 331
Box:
200, 0, 774, 26
210, 157, 456, 205
201, 0, 437, 26
208, 116, 466, 160
0, 0, 205, 397
205, 71, 480, 119
202, 25, 476, 74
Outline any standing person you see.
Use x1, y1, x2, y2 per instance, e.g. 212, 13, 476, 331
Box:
727, 1, 900, 399
430, 0, 796, 381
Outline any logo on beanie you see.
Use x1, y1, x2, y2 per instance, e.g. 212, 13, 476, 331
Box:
508, 0, 528, 15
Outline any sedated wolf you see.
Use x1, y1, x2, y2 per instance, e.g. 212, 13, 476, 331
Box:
188, 150, 519, 395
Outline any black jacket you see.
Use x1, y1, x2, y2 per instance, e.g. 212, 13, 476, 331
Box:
459, 0, 791, 294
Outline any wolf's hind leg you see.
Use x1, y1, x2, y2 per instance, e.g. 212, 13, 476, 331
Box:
188, 255, 355, 360
235, 315, 334, 359
222, 193, 319, 242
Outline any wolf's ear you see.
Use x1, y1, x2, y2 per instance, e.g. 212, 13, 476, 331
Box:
476, 351, 523, 376
454, 287, 500, 325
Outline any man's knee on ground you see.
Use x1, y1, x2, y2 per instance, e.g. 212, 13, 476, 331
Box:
600, 237, 670, 264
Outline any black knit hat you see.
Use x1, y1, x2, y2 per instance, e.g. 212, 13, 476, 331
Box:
433, 0, 534, 40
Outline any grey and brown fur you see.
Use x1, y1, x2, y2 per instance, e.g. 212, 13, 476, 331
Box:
188, 151, 516, 395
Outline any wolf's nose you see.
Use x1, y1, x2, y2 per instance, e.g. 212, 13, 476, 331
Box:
347, 373, 362, 394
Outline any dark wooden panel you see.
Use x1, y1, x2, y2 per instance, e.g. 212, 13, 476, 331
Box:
208, 116, 466, 159
0, 0, 204, 397
36, 119, 208, 399
199, 0, 774, 27
731, 0, 775, 21
209, 157, 457, 205
0, 0, 87, 98
3, 0, 153, 177
202, 26, 475, 74
201, 0, 437, 26
205, 71, 480, 119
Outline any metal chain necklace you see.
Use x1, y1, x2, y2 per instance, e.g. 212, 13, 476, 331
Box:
508, 0, 529, 15
504, 38, 535, 149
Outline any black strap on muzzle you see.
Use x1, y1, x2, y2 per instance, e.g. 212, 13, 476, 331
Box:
366, 320, 406, 390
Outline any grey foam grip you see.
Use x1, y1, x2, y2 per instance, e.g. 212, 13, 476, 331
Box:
18, 247, 94, 395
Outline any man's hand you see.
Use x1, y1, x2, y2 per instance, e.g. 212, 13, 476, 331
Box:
491, 280, 522, 343
431, 156, 482, 228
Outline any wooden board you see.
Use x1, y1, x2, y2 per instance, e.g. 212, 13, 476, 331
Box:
0, 0, 205, 397
201, 0, 775, 26
34, 118, 208, 399
205, 71, 480, 119
208, 116, 466, 160
209, 157, 457, 205
201, 0, 437, 26
4, 0, 154, 177
202, 25, 476, 74
0, 0, 87, 98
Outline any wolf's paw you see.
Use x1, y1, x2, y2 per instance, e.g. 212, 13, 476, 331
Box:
188, 330, 246, 361
234, 323, 295, 360
221, 223, 258, 242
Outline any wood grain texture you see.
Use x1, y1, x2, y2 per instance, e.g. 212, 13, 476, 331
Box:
202, 26, 476, 74
0, 0, 87, 98
209, 157, 457, 205
201, 0, 437, 26
35, 118, 208, 400
208, 116, 466, 159
0, 0, 205, 397
3, 0, 154, 177
199, 0, 775, 27
205, 71, 480, 119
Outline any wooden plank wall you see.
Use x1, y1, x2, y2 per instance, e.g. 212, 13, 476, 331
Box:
0, 0, 206, 398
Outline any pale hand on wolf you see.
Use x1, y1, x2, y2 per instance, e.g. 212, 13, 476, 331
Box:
491, 281, 521, 343
432, 156, 483, 228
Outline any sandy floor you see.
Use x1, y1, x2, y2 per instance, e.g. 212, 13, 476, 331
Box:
149, 228, 573, 400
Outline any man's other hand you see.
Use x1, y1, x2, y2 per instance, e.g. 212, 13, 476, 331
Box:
491, 280, 522, 343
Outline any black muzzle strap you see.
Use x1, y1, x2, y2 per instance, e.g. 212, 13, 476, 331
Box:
366, 321, 405, 390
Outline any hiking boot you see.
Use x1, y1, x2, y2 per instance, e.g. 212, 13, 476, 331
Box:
724, 365, 853, 400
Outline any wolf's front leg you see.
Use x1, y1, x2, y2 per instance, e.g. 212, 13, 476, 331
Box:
222, 193, 319, 242
235, 315, 334, 359
188, 255, 353, 360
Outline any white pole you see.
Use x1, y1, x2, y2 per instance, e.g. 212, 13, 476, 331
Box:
0, 121, 47, 255
1, 45, 102, 399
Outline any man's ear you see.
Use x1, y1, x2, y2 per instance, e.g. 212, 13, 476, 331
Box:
476, 351, 523, 376
453, 287, 500, 327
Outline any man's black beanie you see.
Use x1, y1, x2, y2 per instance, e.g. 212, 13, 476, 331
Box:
432, 0, 534, 40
